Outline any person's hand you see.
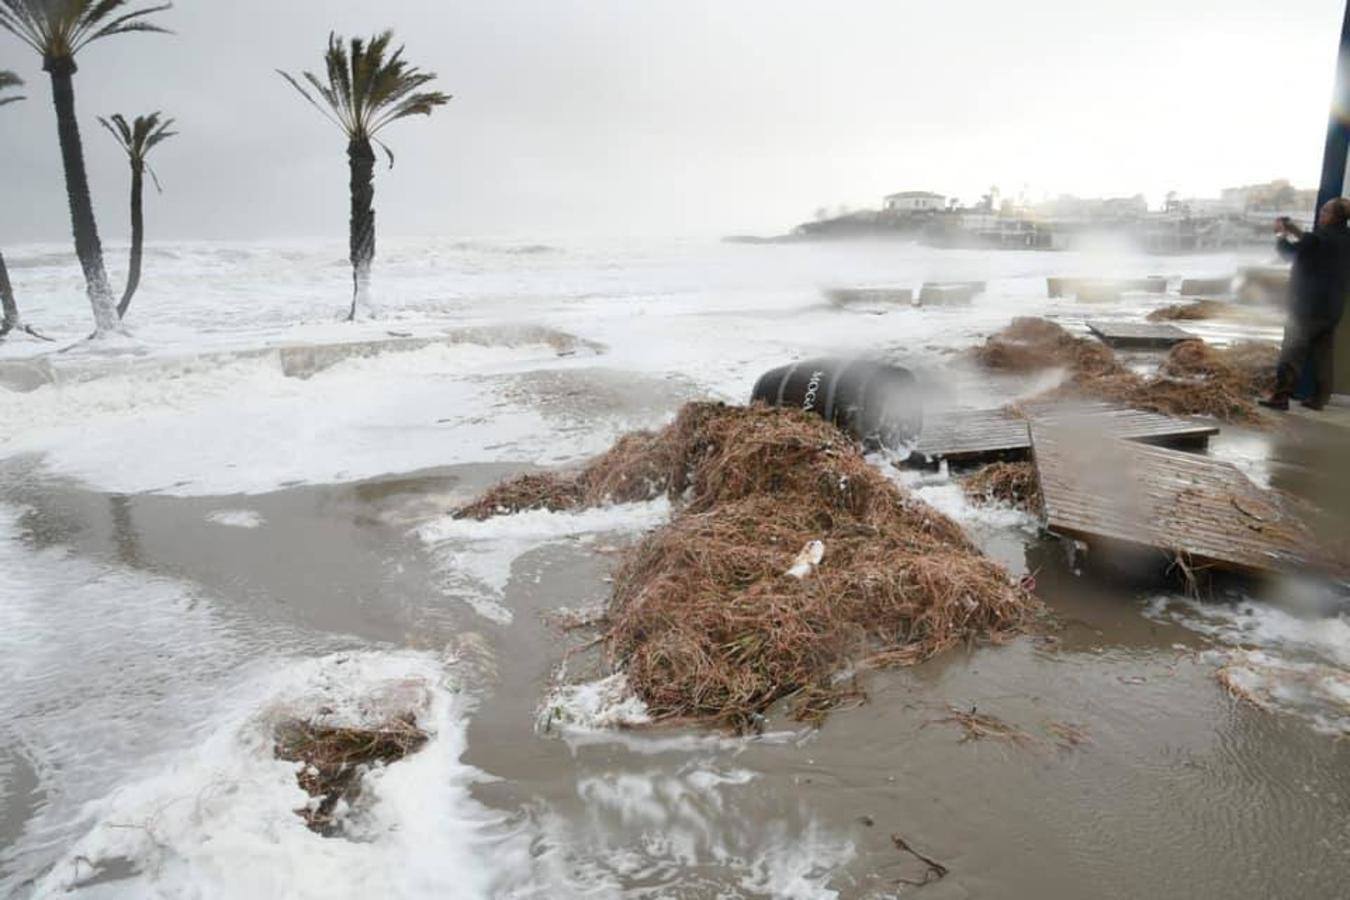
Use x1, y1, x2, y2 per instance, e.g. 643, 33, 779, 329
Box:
1275, 216, 1291, 235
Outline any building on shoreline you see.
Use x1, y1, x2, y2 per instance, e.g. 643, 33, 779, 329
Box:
789, 180, 1315, 252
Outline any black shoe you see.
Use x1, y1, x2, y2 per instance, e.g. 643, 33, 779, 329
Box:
1258, 397, 1290, 411
1300, 399, 1326, 411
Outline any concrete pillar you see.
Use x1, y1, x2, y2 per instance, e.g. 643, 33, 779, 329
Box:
1320, 3, 1350, 394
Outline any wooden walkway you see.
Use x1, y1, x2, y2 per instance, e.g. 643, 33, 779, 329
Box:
911, 403, 1218, 464
1086, 320, 1194, 349
1031, 424, 1321, 576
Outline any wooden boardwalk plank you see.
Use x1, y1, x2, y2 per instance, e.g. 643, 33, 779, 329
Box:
912, 403, 1218, 463
1031, 424, 1318, 576
912, 409, 1030, 462
1086, 320, 1194, 348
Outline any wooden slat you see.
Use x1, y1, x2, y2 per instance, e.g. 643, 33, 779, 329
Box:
1031, 424, 1319, 576
912, 403, 1218, 463
1086, 320, 1194, 348
913, 409, 1030, 462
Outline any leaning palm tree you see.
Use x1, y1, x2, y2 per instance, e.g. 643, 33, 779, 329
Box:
0, 69, 47, 340
280, 31, 450, 320
99, 111, 175, 318
0, 0, 172, 337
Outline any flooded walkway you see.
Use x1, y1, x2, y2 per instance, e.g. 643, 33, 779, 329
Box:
1, 239, 1347, 898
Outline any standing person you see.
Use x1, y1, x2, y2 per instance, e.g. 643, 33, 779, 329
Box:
1260, 198, 1350, 411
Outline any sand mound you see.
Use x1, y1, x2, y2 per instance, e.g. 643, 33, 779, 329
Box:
460, 403, 1038, 731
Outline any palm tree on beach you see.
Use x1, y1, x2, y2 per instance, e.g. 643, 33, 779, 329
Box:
0, 68, 48, 340
0, 0, 172, 337
280, 31, 450, 321
99, 111, 176, 319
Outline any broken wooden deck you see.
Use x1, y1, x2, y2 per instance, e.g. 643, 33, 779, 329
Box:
910, 403, 1218, 464
1086, 320, 1194, 349
1030, 424, 1321, 576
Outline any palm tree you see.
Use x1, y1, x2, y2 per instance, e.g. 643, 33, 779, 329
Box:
0, 0, 172, 337
0, 68, 45, 340
280, 31, 450, 321
99, 112, 175, 318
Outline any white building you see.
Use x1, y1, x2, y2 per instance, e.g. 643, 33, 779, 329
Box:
883, 191, 946, 213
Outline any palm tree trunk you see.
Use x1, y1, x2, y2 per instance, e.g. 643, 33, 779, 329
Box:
45, 57, 120, 335
347, 138, 376, 321
0, 248, 18, 337
117, 162, 145, 319
0, 250, 51, 342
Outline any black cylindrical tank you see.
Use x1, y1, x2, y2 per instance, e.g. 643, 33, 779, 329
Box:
750, 358, 922, 450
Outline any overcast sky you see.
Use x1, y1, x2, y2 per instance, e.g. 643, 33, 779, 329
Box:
1, 0, 1346, 244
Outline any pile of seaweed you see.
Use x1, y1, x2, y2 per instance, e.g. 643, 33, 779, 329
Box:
962, 461, 1043, 515
974, 318, 1275, 424
1146, 299, 1231, 322
972, 316, 1119, 376
275, 714, 428, 835
459, 402, 1038, 731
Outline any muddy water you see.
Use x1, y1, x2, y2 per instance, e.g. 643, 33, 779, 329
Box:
2, 397, 1348, 899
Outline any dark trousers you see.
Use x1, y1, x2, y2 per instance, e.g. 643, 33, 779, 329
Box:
1274, 319, 1337, 404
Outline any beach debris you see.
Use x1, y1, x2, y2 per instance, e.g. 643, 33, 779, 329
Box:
1213, 650, 1350, 733
923, 705, 1034, 746
972, 316, 1118, 376
786, 540, 826, 578
961, 461, 1043, 515
274, 713, 428, 835
461, 403, 1039, 731
1044, 720, 1093, 749
1159, 339, 1278, 396
1147, 299, 1231, 322
890, 833, 950, 886
974, 317, 1273, 425
1086, 320, 1194, 349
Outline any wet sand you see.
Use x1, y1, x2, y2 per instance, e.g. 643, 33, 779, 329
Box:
2, 384, 1348, 897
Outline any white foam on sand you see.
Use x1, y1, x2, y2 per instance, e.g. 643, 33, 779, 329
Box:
207, 508, 265, 528
538, 673, 653, 734
546, 763, 855, 899
0, 342, 600, 497
416, 498, 671, 624
886, 461, 1039, 533
1148, 589, 1350, 734
28, 651, 540, 899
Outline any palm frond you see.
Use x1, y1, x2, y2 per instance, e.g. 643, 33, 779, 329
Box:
0, 0, 171, 61
98, 109, 175, 178
279, 28, 449, 150
0, 68, 23, 104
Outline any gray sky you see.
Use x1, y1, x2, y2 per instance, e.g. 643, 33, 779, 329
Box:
1, 0, 1346, 243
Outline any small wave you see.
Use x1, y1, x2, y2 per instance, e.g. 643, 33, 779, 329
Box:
417, 498, 671, 624
206, 509, 265, 529
30, 651, 539, 899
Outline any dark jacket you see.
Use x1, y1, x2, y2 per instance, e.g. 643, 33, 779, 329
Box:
1276, 222, 1350, 327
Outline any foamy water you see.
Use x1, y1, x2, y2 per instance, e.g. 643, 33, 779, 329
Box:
1, 236, 1343, 897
